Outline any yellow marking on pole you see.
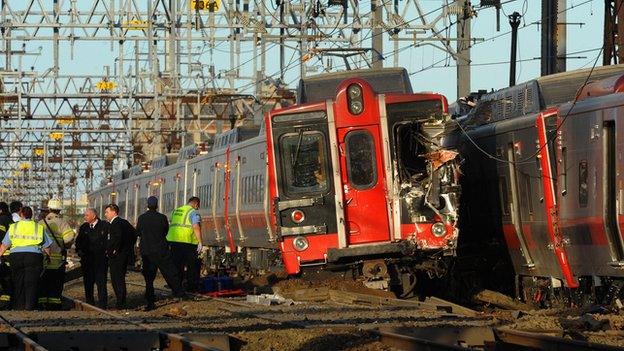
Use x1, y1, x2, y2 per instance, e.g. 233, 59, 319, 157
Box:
96, 81, 117, 91
122, 19, 148, 30
34, 148, 45, 156
57, 116, 74, 125
191, 0, 220, 12
49, 132, 64, 140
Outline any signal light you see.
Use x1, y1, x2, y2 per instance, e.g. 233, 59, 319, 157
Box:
347, 84, 364, 115
291, 209, 305, 224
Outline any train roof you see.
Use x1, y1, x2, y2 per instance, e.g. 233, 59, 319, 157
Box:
461, 64, 624, 126
297, 68, 413, 104
151, 153, 178, 170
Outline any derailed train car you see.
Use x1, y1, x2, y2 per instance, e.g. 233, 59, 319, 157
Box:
446, 65, 624, 306
88, 68, 462, 295
267, 71, 461, 293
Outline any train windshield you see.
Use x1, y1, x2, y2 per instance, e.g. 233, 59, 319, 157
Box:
279, 131, 329, 195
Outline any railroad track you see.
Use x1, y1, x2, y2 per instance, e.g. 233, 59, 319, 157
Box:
0, 295, 225, 351
374, 325, 624, 351
0, 313, 47, 351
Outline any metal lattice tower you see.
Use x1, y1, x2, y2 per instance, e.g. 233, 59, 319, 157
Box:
0, 0, 473, 209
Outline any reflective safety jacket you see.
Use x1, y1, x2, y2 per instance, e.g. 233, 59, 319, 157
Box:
8, 220, 44, 248
40, 213, 74, 269
0, 214, 12, 262
166, 205, 199, 245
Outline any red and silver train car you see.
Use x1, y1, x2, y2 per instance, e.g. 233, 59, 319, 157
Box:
89, 68, 461, 295
447, 65, 624, 305
266, 69, 461, 292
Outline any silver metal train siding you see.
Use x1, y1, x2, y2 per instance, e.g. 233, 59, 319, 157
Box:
445, 65, 624, 306
88, 126, 280, 271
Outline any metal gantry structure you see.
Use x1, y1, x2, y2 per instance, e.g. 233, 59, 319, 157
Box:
0, 0, 473, 209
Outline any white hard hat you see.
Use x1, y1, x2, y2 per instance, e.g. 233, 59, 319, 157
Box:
47, 198, 63, 211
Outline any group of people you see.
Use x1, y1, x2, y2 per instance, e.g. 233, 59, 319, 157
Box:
0, 195, 205, 311
0, 200, 74, 310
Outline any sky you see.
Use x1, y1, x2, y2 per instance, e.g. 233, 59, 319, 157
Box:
3, 0, 606, 199
11, 0, 605, 103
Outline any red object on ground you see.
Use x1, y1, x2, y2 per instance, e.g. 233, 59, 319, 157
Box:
202, 289, 245, 298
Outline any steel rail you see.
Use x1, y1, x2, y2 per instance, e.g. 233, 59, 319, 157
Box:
65, 296, 223, 351
375, 329, 472, 351
0, 314, 49, 351
494, 328, 624, 351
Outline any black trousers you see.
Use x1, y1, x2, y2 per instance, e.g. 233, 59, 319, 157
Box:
39, 265, 65, 308
109, 252, 128, 309
170, 242, 200, 292
0, 260, 12, 307
142, 250, 183, 306
9, 252, 43, 311
82, 254, 108, 309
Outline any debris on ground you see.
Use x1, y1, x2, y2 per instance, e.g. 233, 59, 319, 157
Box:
246, 294, 296, 306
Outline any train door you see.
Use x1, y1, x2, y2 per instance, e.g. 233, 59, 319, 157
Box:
536, 111, 578, 287
601, 111, 624, 266
337, 127, 390, 245
505, 136, 535, 269
267, 109, 339, 272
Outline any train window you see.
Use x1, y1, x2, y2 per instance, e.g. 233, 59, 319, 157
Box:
272, 111, 327, 124
534, 156, 544, 203
499, 176, 510, 215
345, 130, 377, 189
579, 160, 588, 208
394, 123, 428, 182
278, 131, 329, 196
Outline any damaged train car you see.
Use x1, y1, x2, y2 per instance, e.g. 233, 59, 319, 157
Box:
445, 65, 624, 306
266, 68, 462, 295
89, 68, 461, 297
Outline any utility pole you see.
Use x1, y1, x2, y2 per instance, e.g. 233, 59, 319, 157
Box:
541, 0, 558, 76
509, 12, 522, 87
456, 0, 471, 98
556, 0, 566, 72
604, 0, 624, 65
372, 0, 383, 69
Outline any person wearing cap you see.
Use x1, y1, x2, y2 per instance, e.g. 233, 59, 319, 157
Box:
0, 206, 53, 310
167, 196, 203, 292
0, 202, 13, 308
136, 196, 184, 310
38, 198, 75, 310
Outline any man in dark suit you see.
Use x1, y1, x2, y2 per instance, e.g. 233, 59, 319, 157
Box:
137, 196, 184, 310
104, 204, 136, 309
76, 208, 109, 309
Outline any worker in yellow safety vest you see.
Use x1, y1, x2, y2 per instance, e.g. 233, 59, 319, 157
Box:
0, 206, 53, 310
0, 202, 13, 308
38, 198, 75, 310
166, 196, 203, 292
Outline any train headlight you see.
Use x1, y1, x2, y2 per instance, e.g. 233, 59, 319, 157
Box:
349, 100, 364, 114
347, 84, 364, 115
293, 236, 309, 251
348, 84, 362, 99
291, 209, 305, 224
431, 222, 447, 237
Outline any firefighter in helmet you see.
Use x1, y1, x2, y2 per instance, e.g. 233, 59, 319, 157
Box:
38, 198, 75, 309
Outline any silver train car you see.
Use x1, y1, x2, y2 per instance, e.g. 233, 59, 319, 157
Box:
89, 126, 279, 272
445, 65, 624, 306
